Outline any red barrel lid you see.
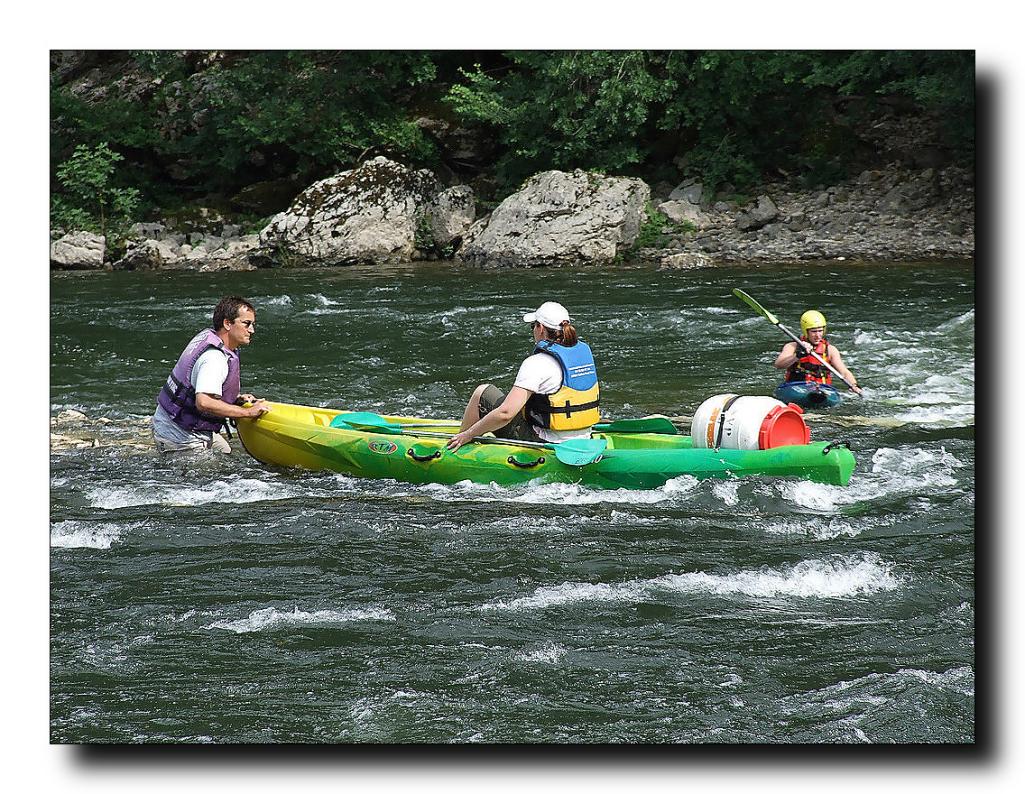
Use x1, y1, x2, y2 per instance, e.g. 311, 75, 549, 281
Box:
758, 404, 811, 449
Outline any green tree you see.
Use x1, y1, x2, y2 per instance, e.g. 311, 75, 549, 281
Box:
49, 51, 975, 213
52, 142, 140, 240
445, 50, 975, 196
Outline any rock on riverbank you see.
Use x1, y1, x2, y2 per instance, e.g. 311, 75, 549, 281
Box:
258, 156, 475, 267
50, 160, 974, 272
458, 170, 649, 268
649, 163, 974, 266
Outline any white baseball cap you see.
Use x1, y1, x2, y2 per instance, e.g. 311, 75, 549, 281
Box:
523, 301, 571, 329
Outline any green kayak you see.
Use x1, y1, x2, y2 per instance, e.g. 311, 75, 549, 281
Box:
235, 401, 856, 488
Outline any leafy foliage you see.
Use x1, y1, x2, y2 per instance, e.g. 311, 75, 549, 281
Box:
51, 142, 140, 243
445, 51, 974, 195
50, 51, 975, 217
631, 202, 695, 252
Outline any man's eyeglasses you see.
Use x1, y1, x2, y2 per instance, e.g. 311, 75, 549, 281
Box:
236, 319, 256, 329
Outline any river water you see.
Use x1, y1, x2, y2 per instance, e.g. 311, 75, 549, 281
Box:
50, 260, 975, 743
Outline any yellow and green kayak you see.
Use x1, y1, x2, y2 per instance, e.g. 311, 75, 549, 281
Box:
235, 401, 856, 488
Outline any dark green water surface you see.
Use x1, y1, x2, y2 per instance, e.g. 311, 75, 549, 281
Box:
50, 261, 975, 743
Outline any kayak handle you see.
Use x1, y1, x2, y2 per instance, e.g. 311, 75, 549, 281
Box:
407, 448, 443, 463
822, 440, 851, 455
507, 454, 546, 468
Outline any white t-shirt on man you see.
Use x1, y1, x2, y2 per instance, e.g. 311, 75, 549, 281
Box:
513, 352, 593, 443
191, 348, 230, 396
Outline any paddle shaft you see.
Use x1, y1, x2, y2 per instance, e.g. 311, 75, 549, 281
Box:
381, 427, 557, 451
380, 417, 676, 435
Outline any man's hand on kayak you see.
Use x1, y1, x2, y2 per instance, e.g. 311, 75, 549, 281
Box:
235, 394, 270, 417
244, 399, 271, 418
446, 430, 474, 452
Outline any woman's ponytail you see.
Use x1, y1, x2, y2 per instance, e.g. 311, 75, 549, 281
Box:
557, 320, 577, 347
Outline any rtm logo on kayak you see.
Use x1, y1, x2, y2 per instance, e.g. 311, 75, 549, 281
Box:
368, 440, 399, 455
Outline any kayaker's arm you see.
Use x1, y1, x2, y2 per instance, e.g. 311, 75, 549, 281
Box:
196, 392, 270, 419
827, 349, 863, 395
446, 387, 532, 451
774, 341, 807, 369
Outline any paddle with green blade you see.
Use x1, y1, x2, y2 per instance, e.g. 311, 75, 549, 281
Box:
328, 411, 608, 466
593, 415, 678, 434
732, 287, 863, 396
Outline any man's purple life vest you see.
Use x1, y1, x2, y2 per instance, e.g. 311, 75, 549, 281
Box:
156, 328, 241, 433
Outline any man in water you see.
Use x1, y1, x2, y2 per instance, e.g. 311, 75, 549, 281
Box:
774, 309, 863, 395
152, 296, 270, 453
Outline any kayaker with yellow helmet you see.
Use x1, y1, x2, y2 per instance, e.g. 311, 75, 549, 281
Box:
446, 301, 600, 452
774, 309, 863, 396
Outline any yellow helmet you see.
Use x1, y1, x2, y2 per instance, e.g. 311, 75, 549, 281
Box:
800, 310, 827, 334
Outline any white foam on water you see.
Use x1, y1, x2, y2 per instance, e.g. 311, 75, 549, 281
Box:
87, 477, 303, 509
608, 510, 659, 525
871, 446, 965, 476
702, 306, 736, 315
848, 725, 872, 743
263, 295, 293, 307
657, 554, 902, 599
50, 520, 122, 549
793, 665, 975, 709
483, 553, 901, 611
484, 580, 628, 611
305, 306, 358, 316
711, 479, 741, 506
206, 605, 396, 633
776, 480, 860, 512
892, 403, 975, 426
512, 477, 702, 506
419, 475, 702, 506
896, 666, 975, 697
493, 514, 599, 535
936, 309, 975, 331
921, 372, 967, 392
776, 445, 965, 512
311, 293, 342, 306
514, 642, 568, 664
760, 517, 864, 540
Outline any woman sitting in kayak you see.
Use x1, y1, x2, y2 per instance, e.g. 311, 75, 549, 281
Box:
774, 309, 863, 395
446, 301, 601, 452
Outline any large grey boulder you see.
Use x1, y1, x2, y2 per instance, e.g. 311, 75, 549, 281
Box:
458, 170, 649, 267
877, 168, 943, 214
258, 157, 475, 266
735, 195, 779, 231
190, 235, 261, 272
113, 234, 260, 272
658, 200, 713, 230
113, 239, 180, 270
669, 178, 704, 205
50, 231, 105, 269
660, 252, 714, 269
426, 185, 476, 249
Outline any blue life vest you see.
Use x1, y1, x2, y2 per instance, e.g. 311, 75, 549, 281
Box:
525, 340, 601, 431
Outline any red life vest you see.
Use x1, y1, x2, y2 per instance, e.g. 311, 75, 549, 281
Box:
785, 337, 833, 385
